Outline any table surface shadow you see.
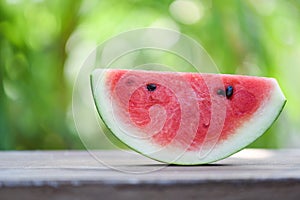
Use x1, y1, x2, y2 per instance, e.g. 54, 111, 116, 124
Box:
0, 149, 300, 200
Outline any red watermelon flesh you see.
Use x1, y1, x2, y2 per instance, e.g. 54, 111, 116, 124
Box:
91, 69, 286, 164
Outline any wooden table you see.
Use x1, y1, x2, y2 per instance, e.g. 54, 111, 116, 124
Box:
0, 149, 300, 200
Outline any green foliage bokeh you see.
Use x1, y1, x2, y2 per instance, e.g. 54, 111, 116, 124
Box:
0, 0, 299, 150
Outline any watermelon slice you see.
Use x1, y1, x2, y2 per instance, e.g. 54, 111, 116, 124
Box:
91, 69, 286, 165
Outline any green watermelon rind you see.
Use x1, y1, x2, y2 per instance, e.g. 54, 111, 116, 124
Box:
90, 74, 133, 150
90, 71, 287, 165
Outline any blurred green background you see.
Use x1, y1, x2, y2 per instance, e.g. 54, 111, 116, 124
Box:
0, 0, 299, 150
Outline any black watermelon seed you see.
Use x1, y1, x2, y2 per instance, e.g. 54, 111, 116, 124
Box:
226, 85, 234, 98
146, 83, 157, 92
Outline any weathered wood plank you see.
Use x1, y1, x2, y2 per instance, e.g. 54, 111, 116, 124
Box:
0, 149, 300, 200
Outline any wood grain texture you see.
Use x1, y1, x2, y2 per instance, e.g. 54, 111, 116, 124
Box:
0, 149, 300, 200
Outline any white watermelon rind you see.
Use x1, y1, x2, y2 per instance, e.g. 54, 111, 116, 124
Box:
90, 69, 286, 165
